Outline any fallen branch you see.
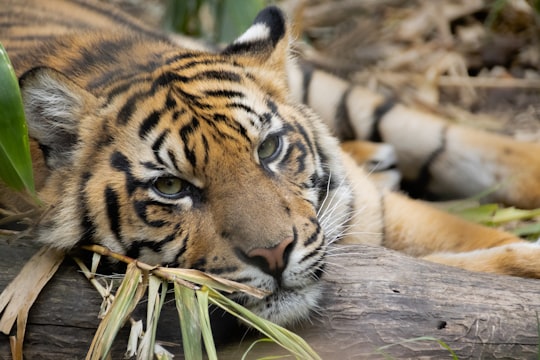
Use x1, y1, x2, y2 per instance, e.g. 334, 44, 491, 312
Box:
1, 238, 539, 359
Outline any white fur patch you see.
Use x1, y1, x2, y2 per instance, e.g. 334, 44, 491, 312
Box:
234, 23, 270, 44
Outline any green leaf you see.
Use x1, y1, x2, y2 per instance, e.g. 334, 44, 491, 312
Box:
375, 336, 459, 360
513, 222, 540, 238
164, 0, 203, 36
0, 43, 35, 196
196, 289, 218, 360
174, 283, 203, 360
206, 287, 321, 359
451, 203, 500, 224
449, 203, 540, 227
217, 0, 267, 43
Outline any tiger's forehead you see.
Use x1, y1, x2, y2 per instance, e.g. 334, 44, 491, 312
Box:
106, 57, 295, 185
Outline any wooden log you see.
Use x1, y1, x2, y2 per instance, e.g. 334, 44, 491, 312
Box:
1, 236, 539, 359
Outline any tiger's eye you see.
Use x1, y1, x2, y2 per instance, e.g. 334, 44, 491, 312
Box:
153, 177, 184, 197
258, 134, 281, 161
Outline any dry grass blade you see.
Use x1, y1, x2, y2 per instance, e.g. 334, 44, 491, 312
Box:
174, 282, 202, 360
73, 256, 115, 312
241, 338, 279, 360
0, 245, 64, 358
83, 244, 266, 297
375, 336, 459, 360
195, 289, 217, 360
137, 276, 167, 359
205, 288, 321, 360
81, 245, 320, 359
163, 267, 268, 298
126, 320, 143, 358
86, 262, 147, 360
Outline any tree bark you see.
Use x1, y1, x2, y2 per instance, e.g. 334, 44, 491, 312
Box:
1, 237, 539, 359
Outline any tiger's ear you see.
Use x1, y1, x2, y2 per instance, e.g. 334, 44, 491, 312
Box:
19, 67, 98, 169
222, 6, 290, 78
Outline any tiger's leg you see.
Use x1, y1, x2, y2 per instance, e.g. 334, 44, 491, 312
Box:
341, 140, 401, 190
288, 62, 540, 208
383, 191, 540, 277
340, 151, 540, 278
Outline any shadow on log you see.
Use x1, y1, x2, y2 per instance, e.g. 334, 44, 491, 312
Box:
1, 237, 539, 359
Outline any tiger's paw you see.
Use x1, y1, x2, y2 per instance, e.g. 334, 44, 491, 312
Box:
423, 241, 540, 278
341, 140, 401, 191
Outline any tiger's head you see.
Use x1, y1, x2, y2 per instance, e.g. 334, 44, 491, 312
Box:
19, 7, 352, 325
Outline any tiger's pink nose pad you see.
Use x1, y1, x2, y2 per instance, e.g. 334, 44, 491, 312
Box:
248, 237, 294, 277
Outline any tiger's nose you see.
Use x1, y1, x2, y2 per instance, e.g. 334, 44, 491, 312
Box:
247, 237, 294, 278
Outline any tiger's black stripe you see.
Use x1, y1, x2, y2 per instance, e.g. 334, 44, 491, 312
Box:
303, 219, 321, 247
299, 247, 319, 264
179, 117, 200, 167
133, 200, 168, 227
167, 150, 181, 174
201, 135, 210, 166
171, 58, 225, 72
104, 186, 122, 240
368, 98, 396, 142
300, 63, 314, 105
126, 233, 176, 259
281, 140, 308, 173
291, 110, 317, 161
139, 111, 162, 139
67, 37, 135, 75
204, 89, 244, 98
110, 151, 146, 195
104, 77, 143, 102
173, 86, 210, 109
116, 91, 145, 125
163, 52, 200, 66
194, 70, 241, 83
151, 129, 170, 166
402, 126, 449, 199
204, 266, 239, 275
335, 87, 356, 141
79, 171, 97, 245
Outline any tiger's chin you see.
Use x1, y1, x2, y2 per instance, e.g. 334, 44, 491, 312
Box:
236, 283, 323, 327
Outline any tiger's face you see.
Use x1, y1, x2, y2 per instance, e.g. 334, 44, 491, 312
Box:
21, 7, 352, 325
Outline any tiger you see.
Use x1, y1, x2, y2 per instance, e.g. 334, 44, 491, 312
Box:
2, 0, 540, 327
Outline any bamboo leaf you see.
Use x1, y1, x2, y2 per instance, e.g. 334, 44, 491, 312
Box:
0, 43, 35, 196
164, 267, 267, 298
241, 338, 288, 360
87, 263, 146, 360
490, 207, 540, 224
174, 283, 202, 360
195, 289, 217, 360
448, 203, 540, 226
513, 222, 540, 238
206, 288, 321, 360
137, 276, 167, 359
451, 203, 499, 224
126, 320, 143, 358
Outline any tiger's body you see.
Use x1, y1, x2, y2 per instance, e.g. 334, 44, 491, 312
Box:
1, 0, 540, 326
